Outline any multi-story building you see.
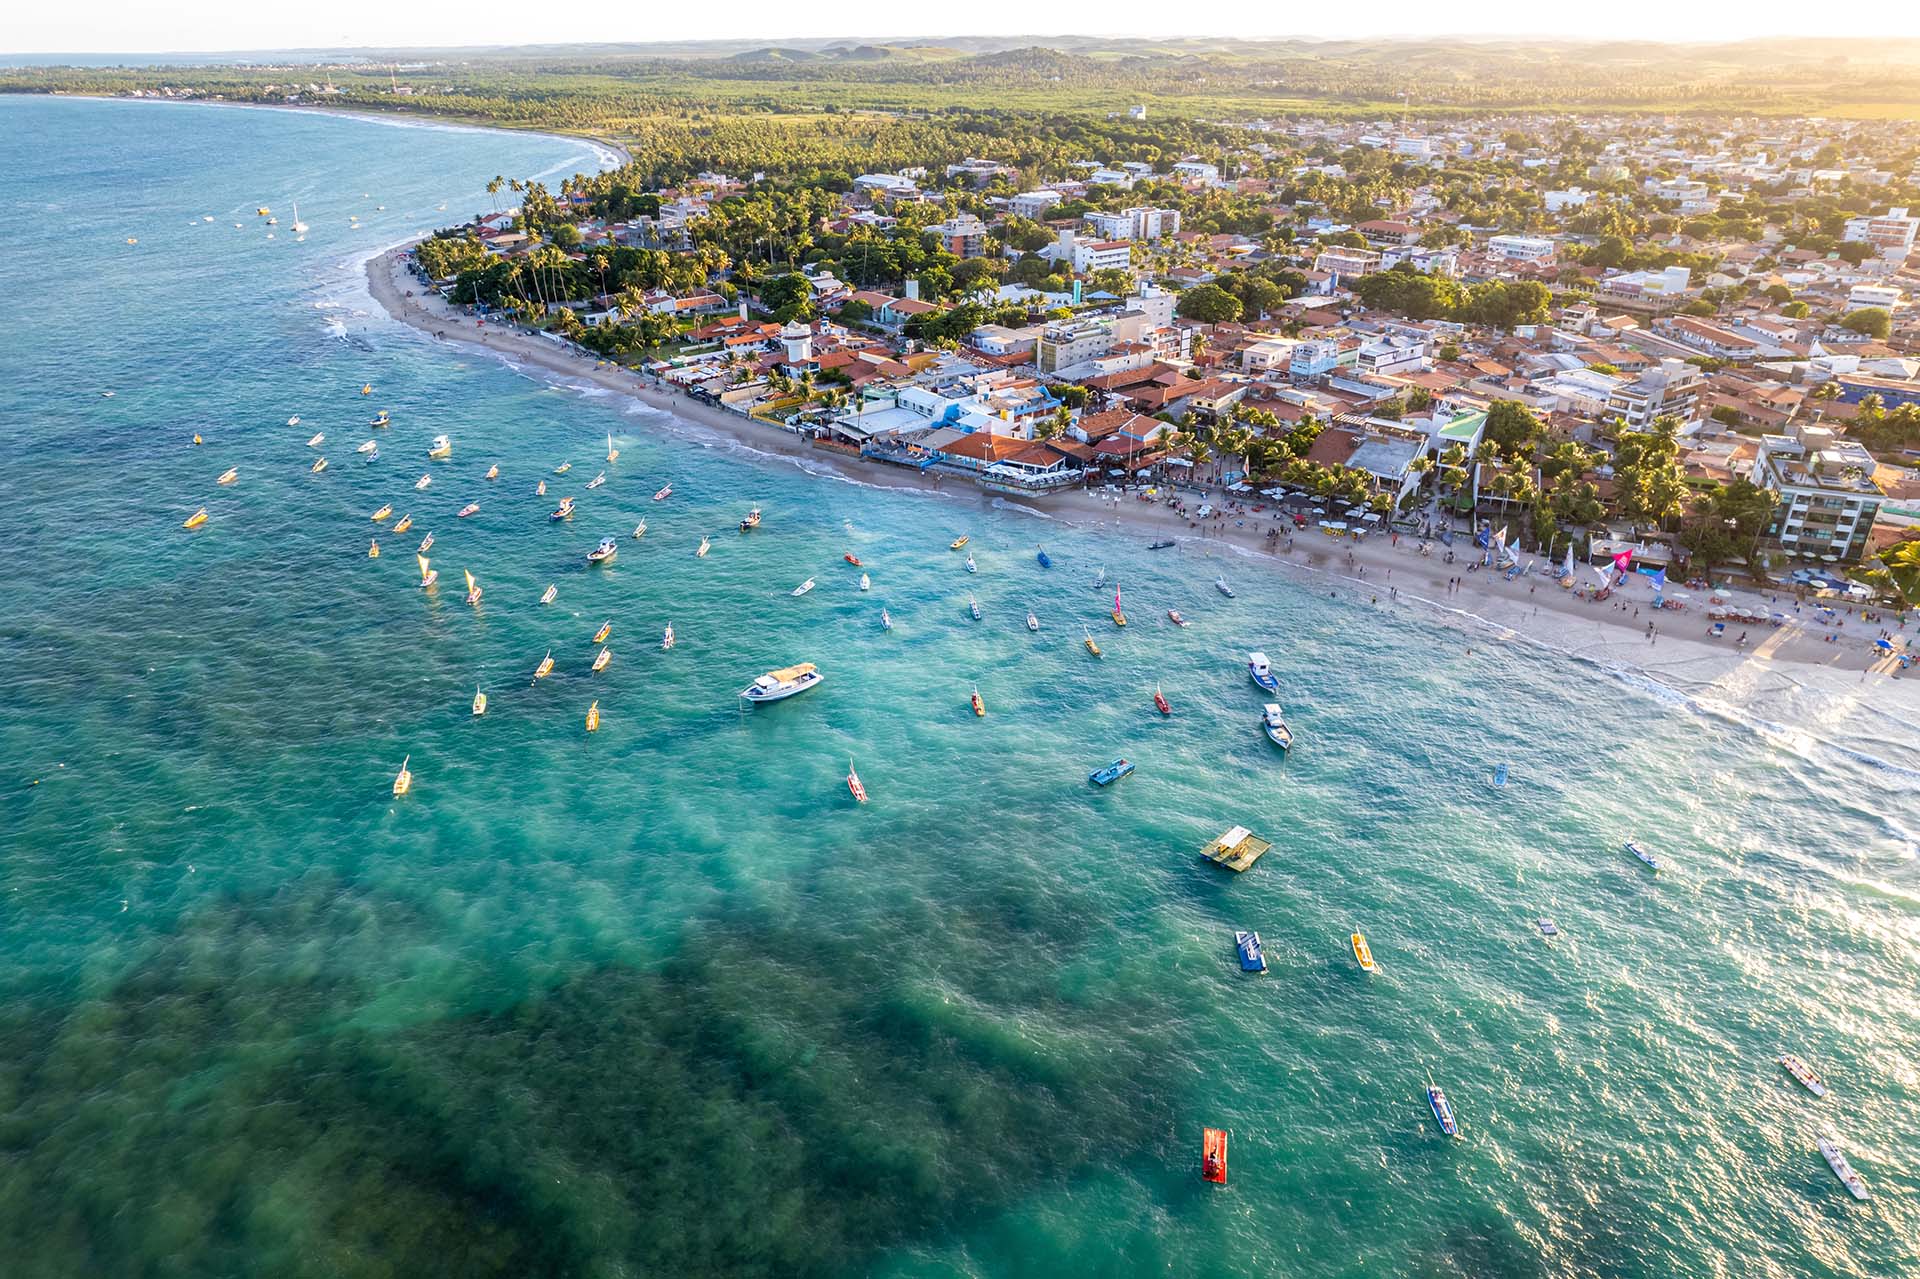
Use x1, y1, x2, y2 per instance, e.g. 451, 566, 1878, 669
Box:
1071, 238, 1133, 275
1606, 359, 1703, 427
1842, 206, 1919, 257
1312, 246, 1383, 279
1290, 337, 1357, 382
1008, 190, 1064, 220
923, 212, 990, 259
1751, 426, 1885, 563
1486, 234, 1556, 262
1356, 334, 1429, 376
1171, 161, 1221, 185
1084, 207, 1181, 241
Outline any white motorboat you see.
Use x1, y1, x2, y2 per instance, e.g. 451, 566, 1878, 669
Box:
415, 473, 432, 491
1781, 1054, 1828, 1098
1817, 1133, 1870, 1201
1216, 576, 1236, 598
740, 663, 823, 703
881, 608, 893, 631
965, 552, 977, 574
428, 434, 452, 459
859, 573, 870, 592
791, 578, 815, 596
1026, 609, 1039, 632
586, 472, 606, 490
968, 594, 981, 620
1262, 703, 1293, 751
356, 439, 378, 454
587, 537, 618, 564
1248, 652, 1279, 693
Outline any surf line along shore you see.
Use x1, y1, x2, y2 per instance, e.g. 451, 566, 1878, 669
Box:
364, 244, 1907, 687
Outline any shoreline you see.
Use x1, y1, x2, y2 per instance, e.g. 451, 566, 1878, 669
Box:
36, 92, 632, 170
363, 245, 1915, 695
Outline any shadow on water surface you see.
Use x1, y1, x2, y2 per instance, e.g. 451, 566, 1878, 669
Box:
0, 871, 1185, 1278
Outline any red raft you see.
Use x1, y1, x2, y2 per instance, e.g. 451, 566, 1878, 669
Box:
1201, 1128, 1228, 1184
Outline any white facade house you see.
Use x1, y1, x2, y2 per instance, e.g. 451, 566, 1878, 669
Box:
1356, 335, 1429, 376
1544, 187, 1592, 213
1171, 161, 1221, 185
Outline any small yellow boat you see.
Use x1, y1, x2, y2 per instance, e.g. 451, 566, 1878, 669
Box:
592, 647, 611, 673
592, 620, 611, 644
606, 433, 619, 464
696, 536, 710, 558
217, 467, 238, 485
950, 535, 969, 550
192, 434, 202, 446
970, 687, 985, 717
472, 689, 487, 716
1084, 627, 1102, 658
533, 650, 555, 681
554, 461, 571, 475
416, 553, 437, 588
183, 508, 208, 530
463, 569, 482, 607
536, 479, 547, 497
586, 701, 600, 732
310, 457, 328, 474
371, 504, 393, 522
392, 755, 412, 796
1352, 933, 1377, 973
368, 539, 380, 558
257, 206, 271, 216
484, 464, 499, 481
360, 383, 373, 395
393, 514, 413, 534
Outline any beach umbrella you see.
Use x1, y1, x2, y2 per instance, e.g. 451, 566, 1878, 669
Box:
1876, 638, 1895, 651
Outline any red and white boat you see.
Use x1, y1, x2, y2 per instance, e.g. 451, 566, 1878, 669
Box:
1154, 686, 1171, 716
456, 502, 479, 518
652, 483, 672, 501
847, 759, 868, 804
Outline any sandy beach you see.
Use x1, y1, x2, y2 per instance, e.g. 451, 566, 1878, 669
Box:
366, 246, 1915, 696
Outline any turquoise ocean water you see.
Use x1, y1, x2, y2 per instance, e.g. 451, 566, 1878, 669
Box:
2, 94, 1917, 1277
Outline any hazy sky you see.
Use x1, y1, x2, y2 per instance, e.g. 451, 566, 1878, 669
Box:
10, 1, 1920, 55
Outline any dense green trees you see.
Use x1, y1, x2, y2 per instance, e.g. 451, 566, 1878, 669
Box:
1351, 266, 1549, 329
1175, 284, 1241, 324
1839, 307, 1892, 339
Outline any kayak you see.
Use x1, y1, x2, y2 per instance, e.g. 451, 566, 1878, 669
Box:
1089, 758, 1134, 787
1235, 930, 1266, 973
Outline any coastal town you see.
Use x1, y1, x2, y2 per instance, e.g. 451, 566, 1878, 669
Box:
390, 110, 1920, 651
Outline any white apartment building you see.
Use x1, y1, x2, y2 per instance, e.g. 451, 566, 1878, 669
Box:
1072, 238, 1133, 275
1751, 426, 1885, 563
1606, 359, 1702, 427
1848, 283, 1903, 310
1842, 207, 1919, 258
1008, 190, 1064, 220
1171, 161, 1221, 184
1544, 187, 1592, 213
1084, 206, 1182, 241
1313, 246, 1383, 279
1486, 234, 1556, 262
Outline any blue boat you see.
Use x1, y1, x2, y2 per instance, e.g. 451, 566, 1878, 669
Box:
1037, 547, 1052, 568
1235, 931, 1266, 972
1089, 758, 1135, 787
1427, 1080, 1461, 1139
1248, 652, 1279, 693
1491, 762, 1509, 788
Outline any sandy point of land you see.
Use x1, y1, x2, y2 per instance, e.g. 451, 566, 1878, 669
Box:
365, 245, 1916, 697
